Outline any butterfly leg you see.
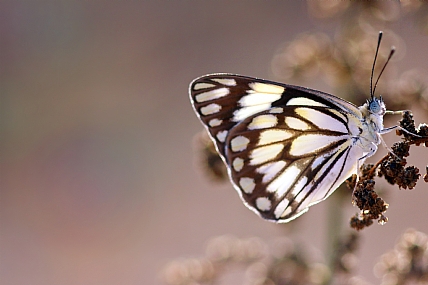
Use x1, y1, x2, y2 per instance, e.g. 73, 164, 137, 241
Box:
351, 142, 378, 200
379, 125, 398, 134
385, 110, 409, 115
379, 127, 422, 160
398, 126, 425, 138
378, 126, 406, 160
359, 142, 378, 161
353, 159, 363, 198
378, 134, 399, 159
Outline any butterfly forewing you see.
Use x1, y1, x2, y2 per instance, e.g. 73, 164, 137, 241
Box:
189, 74, 373, 223
189, 74, 361, 159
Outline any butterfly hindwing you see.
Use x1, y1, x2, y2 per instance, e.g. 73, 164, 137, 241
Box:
224, 106, 363, 222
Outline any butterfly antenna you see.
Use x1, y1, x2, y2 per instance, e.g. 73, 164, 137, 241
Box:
370, 31, 383, 99
372, 46, 395, 96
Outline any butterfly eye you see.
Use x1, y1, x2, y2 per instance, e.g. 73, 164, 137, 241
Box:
369, 98, 384, 115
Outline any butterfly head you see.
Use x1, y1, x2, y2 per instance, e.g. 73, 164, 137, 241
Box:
367, 96, 386, 116
368, 31, 392, 118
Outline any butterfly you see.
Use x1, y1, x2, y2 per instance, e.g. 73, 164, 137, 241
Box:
189, 32, 396, 223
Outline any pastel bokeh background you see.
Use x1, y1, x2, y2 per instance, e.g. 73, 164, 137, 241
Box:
1, 1, 428, 284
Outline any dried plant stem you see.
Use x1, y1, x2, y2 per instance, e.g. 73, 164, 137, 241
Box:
368, 154, 389, 178
324, 187, 347, 285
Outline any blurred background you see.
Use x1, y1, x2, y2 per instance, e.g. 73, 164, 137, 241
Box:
1, 1, 428, 284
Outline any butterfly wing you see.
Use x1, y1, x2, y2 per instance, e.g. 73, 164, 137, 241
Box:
189, 74, 365, 222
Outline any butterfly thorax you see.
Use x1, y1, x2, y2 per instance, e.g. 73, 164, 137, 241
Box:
355, 97, 386, 157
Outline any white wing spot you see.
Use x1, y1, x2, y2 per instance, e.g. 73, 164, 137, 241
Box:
311, 154, 326, 170
193, 82, 215, 90
289, 134, 344, 156
209, 118, 222, 127
216, 130, 228, 143
274, 198, 290, 219
195, 87, 229, 103
230, 136, 250, 152
232, 104, 273, 122
211, 78, 237, 86
232, 157, 244, 172
249, 82, 285, 94
256, 197, 272, 211
259, 129, 294, 146
238, 92, 281, 107
287, 97, 328, 107
269, 165, 301, 198
300, 149, 351, 207
239, 177, 255, 194
257, 161, 287, 183
289, 177, 308, 201
312, 146, 344, 183
285, 117, 311, 130
250, 144, 284, 165
295, 107, 348, 133
200, 103, 222, 115
248, 114, 278, 130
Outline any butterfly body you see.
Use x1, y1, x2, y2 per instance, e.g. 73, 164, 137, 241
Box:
189, 74, 386, 222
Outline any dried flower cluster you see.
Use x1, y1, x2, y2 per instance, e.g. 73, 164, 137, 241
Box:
272, 31, 428, 113
163, 230, 428, 285
273, 1, 428, 113
379, 142, 419, 190
194, 131, 227, 181
163, 235, 332, 285
424, 166, 428, 183
383, 111, 428, 190
350, 111, 428, 230
331, 233, 360, 275
375, 229, 428, 285
306, 0, 428, 34
347, 162, 388, 231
